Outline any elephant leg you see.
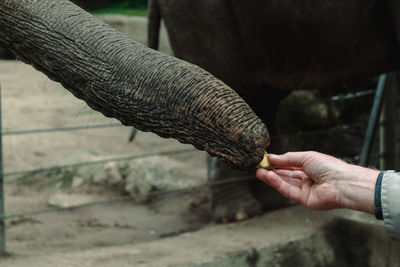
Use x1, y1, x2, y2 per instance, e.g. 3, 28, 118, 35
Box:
245, 86, 293, 209
208, 156, 262, 223
248, 176, 293, 210
207, 87, 292, 223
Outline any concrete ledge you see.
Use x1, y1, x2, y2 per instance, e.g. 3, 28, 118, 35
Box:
1, 206, 398, 267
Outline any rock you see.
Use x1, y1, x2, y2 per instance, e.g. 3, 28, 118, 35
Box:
104, 162, 123, 186
276, 89, 372, 161
92, 170, 107, 185
125, 171, 154, 202
48, 193, 103, 209
92, 161, 123, 186
77, 165, 101, 182
277, 90, 339, 133
71, 176, 85, 188
124, 156, 197, 202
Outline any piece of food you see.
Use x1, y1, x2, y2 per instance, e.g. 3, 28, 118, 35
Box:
257, 152, 274, 170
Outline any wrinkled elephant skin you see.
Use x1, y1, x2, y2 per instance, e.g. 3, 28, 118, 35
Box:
0, 0, 270, 170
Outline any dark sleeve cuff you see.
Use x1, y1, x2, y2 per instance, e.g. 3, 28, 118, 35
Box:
374, 171, 384, 220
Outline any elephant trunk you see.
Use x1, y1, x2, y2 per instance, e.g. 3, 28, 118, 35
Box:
0, 0, 269, 169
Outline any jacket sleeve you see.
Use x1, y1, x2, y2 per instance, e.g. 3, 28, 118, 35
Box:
381, 171, 400, 240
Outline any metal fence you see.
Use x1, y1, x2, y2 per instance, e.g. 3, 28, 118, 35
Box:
0, 84, 4, 253
0, 106, 198, 252
0, 73, 397, 254
0, 81, 202, 253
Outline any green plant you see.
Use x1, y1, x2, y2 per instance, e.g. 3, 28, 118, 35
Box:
113, 0, 147, 9
92, 0, 148, 16
9, 168, 80, 188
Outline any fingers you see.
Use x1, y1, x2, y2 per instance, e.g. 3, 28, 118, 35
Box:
268, 152, 312, 169
256, 169, 303, 204
273, 169, 308, 188
273, 169, 308, 180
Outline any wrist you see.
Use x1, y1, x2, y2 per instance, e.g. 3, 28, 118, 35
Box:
335, 164, 379, 214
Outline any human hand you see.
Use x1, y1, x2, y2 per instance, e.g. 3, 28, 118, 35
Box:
256, 151, 379, 214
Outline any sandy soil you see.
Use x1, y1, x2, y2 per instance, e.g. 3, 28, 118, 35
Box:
0, 60, 211, 260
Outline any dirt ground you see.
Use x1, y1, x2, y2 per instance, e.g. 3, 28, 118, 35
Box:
0, 60, 211, 261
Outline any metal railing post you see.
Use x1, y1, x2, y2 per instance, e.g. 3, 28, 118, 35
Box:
379, 73, 398, 169
0, 83, 5, 253
359, 74, 387, 167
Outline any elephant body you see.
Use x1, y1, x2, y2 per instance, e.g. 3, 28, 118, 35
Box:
150, 0, 400, 221
157, 0, 399, 99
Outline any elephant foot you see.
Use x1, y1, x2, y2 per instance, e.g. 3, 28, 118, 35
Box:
208, 156, 262, 223
211, 182, 263, 223
249, 178, 294, 210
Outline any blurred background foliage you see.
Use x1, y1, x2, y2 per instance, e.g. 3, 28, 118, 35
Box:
73, 0, 148, 16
